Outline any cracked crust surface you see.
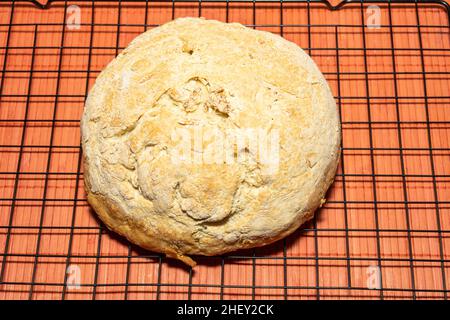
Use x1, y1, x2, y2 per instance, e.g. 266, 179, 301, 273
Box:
81, 17, 341, 267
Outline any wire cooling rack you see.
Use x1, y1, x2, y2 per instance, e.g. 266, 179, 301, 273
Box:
0, 0, 449, 300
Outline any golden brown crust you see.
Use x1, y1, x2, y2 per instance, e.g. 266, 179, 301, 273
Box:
86, 191, 197, 267
81, 17, 341, 266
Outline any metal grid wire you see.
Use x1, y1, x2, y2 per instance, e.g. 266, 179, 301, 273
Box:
0, 0, 449, 299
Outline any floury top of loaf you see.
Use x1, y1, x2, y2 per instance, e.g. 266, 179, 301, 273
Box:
81, 17, 341, 266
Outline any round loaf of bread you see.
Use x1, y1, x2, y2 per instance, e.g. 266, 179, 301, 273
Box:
81, 17, 340, 266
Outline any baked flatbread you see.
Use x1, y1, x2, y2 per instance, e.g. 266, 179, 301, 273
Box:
81, 17, 341, 266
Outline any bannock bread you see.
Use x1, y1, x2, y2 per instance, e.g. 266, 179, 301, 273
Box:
81, 17, 341, 267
